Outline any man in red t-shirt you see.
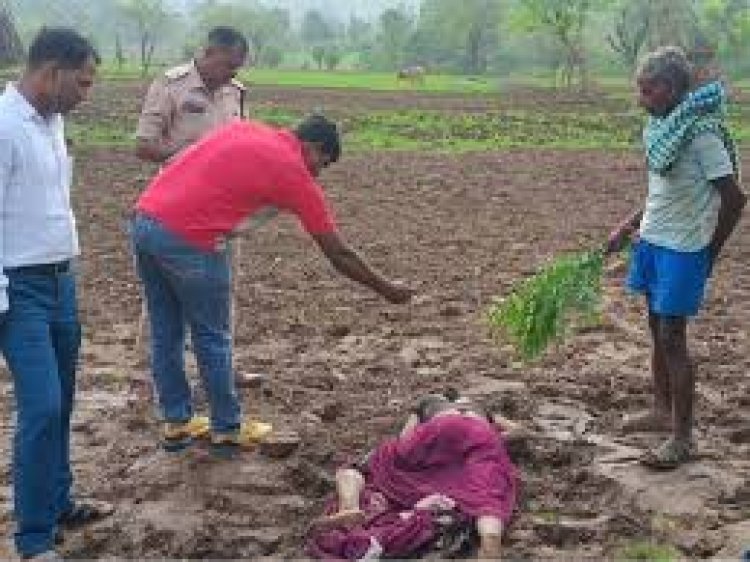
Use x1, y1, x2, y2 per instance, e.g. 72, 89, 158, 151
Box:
130, 114, 413, 456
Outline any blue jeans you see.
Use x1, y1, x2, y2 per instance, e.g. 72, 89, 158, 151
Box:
129, 214, 240, 435
0, 268, 80, 557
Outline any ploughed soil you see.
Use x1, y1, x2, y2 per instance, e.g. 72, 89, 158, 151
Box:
0, 78, 748, 559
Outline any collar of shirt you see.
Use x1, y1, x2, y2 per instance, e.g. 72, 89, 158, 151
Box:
186, 61, 209, 93
3, 83, 62, 128
187, 60, 237, 98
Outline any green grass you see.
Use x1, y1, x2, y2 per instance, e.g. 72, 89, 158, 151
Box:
50, 60, 750, 97
67, 104, 750, 151
68, 121, 134, 147
67, 105, 300, 149
241, 68, 498, 94
253, 105, 301, 127
67, 72, 750, 151
345, 109, 644, 151
614, 541, 681, 562
252, 104, 650, 151
96, 63, 500, 93
532, 510, 560, 522
283, 106, 643, 150
98, 62, 160, 80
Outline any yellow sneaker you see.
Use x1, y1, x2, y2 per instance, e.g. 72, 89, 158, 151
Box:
239, 420, 273, 444
184, 415, 210, 438
209, 420, 273, 459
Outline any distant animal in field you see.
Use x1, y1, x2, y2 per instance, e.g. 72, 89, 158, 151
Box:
397, 65, 426, 86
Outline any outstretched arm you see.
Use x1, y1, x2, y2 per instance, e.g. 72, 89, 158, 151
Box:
313, 231, 413, 304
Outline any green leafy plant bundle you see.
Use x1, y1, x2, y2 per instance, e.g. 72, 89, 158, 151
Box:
487, 250, 605, 360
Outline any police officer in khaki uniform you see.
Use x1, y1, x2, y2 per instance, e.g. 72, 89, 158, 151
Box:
136, 26, 249, 164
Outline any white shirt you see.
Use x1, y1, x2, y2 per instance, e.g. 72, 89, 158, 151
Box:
0, 83, 78, 313
640, 131, 734, 253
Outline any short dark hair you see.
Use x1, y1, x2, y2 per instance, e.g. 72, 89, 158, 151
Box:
295, 114, 341, 163
28, 27, 100, 70
207, 26, 248, 54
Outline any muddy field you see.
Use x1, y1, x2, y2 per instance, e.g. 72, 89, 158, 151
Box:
0, 81, 748, 560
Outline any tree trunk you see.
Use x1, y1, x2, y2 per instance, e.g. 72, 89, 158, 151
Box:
144, 40, 155, 75
140, 33, 148, 76
140, 31, 156, 76
0, 4, 23, 67
558, 34, 576, 90
466, 25, 482, 75
578, 54, 588, 91
249, 34, 263, 67
115, 33, 125, 70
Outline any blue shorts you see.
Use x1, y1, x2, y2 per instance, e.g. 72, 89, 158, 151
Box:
626, 239, 711, 317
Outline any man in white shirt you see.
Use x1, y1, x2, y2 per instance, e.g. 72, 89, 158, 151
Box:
0, 28, 112, 561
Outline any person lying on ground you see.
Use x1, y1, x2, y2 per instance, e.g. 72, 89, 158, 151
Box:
130, 114, 414, 458
607, 46, 746, 469
307, 392, 521, 561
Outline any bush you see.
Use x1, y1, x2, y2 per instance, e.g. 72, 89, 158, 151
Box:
260, 45, 283, 69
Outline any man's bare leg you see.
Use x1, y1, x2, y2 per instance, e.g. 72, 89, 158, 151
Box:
660, 316, 694, 443
311, 469, 366, 530
477, 515, 503, 560
642, 316, 694, 468
650, 312, 674, 423
623, 311, 673, 432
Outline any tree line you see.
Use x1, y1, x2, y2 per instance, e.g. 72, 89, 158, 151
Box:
2, 0, 749, 82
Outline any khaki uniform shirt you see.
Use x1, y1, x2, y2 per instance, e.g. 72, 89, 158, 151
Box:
136, 61, 246, 150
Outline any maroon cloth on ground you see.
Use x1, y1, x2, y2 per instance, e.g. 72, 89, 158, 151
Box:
307, 415, 518, 560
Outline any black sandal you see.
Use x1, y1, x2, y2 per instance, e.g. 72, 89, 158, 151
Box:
640, 438, 693, 470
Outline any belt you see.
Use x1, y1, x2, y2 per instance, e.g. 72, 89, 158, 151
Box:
5, 260, 72, 276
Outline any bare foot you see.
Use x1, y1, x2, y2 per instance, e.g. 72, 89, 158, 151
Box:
621, 410, 672, 433
477, 534, 502, 560
309, 509, 366, 532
